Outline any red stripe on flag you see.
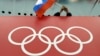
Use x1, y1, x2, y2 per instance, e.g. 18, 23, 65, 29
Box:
36, 0, 55, 18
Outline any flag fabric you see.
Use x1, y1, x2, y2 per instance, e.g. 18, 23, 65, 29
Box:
33, 0, 55, 17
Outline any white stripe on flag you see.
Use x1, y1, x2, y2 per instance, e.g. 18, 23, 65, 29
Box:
36, 0, 43, 5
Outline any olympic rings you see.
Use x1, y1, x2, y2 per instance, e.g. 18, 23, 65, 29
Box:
8, 26, 93, 56
54, 34, 83, 55
8, 26, 37, 45
21, 34, 52, 56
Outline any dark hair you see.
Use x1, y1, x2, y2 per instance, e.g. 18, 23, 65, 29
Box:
67, 12, 72, 16
54, 12, 60, 16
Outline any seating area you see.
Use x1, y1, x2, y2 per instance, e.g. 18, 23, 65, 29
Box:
0, 0, 100, 16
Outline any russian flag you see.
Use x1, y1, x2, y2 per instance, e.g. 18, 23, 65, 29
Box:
33, 0, 55, 17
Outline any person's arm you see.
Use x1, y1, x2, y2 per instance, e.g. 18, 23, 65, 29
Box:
54, 6, 64, 16
63, 6, 72, 16
63, 6, 69, 13
60, 6, 65, 13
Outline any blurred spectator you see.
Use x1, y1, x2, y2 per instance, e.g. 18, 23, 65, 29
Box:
54, 6, 72, 16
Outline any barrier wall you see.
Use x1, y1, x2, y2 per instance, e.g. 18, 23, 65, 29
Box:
0, 16, 100, 56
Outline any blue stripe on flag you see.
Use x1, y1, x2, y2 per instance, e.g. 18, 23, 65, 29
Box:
33, 0, 48, 12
